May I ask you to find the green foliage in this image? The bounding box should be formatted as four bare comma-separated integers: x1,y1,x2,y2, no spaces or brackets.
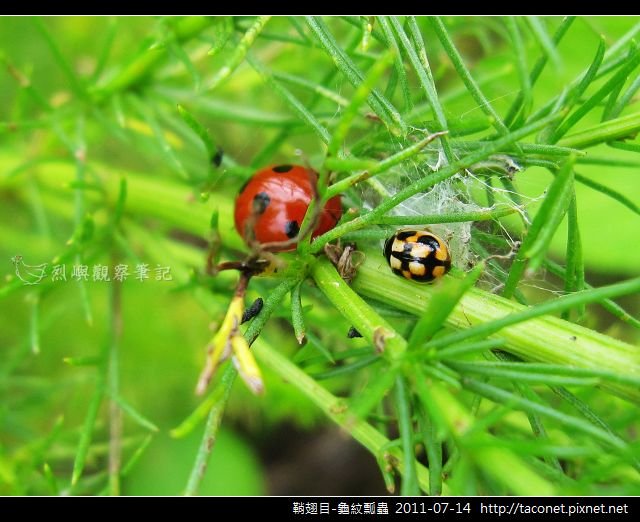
1,16,639,496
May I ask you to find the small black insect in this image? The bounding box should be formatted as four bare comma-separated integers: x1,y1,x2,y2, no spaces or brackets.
241,297,264,324
347,326,363,339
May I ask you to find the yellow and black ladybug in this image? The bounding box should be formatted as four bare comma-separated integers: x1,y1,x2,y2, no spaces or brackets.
383,229,451,282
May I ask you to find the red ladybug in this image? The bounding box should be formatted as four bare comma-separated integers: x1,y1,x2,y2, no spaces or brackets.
234,164,342,252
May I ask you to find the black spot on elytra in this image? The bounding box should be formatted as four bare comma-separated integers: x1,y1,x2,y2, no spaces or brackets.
383,236,394,261
396,230,416,241
391,267,404,278
417,234,440,251
285,220,300,239
252,192,270,214
409,271,436,283
273,164,293,173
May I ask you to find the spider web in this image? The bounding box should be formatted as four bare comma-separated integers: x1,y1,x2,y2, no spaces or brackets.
354,124,546,292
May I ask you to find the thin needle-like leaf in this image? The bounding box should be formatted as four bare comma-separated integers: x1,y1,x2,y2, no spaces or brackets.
408,263,484,350
549,49,640,142
348,365,399,421
526,17,562,71
32,17,86,97
71,375,105,487
505,16,575,127
112,394,159,433
608,73,640,119
378,16,412,111
305,16,406,136
327,49,396,158
246,53,331,144
461,378,633,457
394,376,420,496
563,194,585,321
544,259,640,329
386,16,453,161
503,156,575,296
206,16,271,90
430,17,513,139
291,282,306,345
506,17,532,124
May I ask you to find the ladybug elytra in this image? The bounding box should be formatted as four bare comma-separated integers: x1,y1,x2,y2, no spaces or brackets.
384,229,451,282
234,164,342,252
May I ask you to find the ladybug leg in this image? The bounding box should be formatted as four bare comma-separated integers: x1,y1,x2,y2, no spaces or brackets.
257,251,287,273
208,260,246,276
205,251,217,276
205,212,223,275
209,256,272,278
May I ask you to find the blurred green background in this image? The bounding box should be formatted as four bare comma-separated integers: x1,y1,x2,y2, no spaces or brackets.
1,16,639,495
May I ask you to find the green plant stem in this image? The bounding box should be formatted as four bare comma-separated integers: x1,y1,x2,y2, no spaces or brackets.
183,364,236,496
108,268,123,496
310,258,406,360
310,259,560,491
352,254,640,404
252,337,441,495
372,206,519,226
326,131,447,198
5,155,639,406
413,371,556,495
394,376,420,495
0,156,241,251
182,276,298,495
